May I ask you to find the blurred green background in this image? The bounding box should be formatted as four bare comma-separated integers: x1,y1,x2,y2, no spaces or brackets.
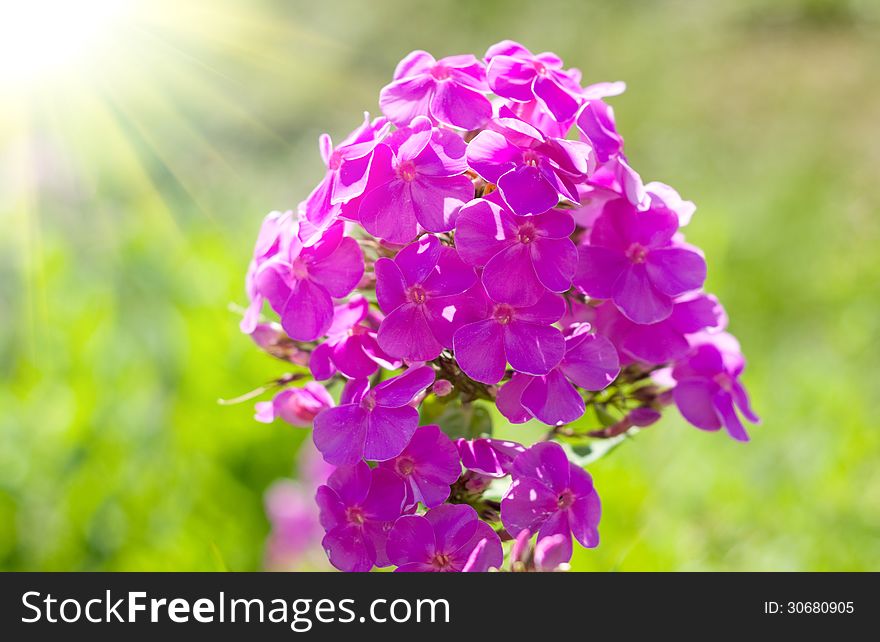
1,0,879,571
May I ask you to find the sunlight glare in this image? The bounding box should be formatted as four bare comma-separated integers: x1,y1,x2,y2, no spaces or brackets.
0,0,133,87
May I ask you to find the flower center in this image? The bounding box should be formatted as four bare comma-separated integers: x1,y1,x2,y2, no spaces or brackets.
397,160,418,182
714,372,734,392
492,303,515,325
395,456,416,476
557,489,575,510
407,284,428,305
346,506,365,526
328,150,344,171
430,552,454,570
291,258,309,279
430,64,452,81
522,149,540,167
361,391,377,411
517,222,538,244
625,242,649,264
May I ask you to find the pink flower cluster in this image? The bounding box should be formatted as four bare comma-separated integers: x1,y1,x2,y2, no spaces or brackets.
240,41,759,572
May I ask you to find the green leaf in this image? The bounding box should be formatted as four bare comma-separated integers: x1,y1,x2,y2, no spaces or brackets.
420,398,493,440
558,431,636,468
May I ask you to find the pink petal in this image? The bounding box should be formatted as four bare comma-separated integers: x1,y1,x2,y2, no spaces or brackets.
425,504,479,554
373,366,436,407
379,75,436,126
313,405,369,466
281,278,334,341
465,130,521,184
323,524,374,572
364,405,420,462
559,333,620,390
495,374,534,424
411,174,473,233
533,75,580,122
503,322,565,376
673,379,722,431
377,303,444,361
387,515,436,566
645,247,707,297
531,237,577,293
359,179,419,245
512,442,571,493
497,165,559,216
514,290,566,325
486,55,536,102
393,50,436,79
430,80,492,130
308,236,364,297
612,264,674,324
521,368,585,426
453,319,507,384
375,257,408,313
454,198,517,266
482,243,545,306
501,477,557,536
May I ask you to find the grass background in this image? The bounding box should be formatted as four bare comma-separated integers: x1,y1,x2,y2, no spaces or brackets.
1,0,878,571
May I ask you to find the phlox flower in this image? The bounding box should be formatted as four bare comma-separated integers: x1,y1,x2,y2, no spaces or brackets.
312,366,435,465
264,479,323,570
310,296,400,380
501,442,601,564
241,210,293,335
378,424,461,508
574,197,707,324
375,234,478,361
302,113,390,231
456,438,525,478
455,195,577,306
466,110,592,216
576,99,624,165
255,382,334,427
671,333,759,442
452,287,567,385
379,50,492,130
255,221,364,341
496,325,620,426
485,40,584,123
316,461,405,572
583,294,727,365
387,503,502,572
357,117,474,244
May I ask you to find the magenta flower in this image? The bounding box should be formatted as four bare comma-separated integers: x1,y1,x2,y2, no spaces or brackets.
310,296,400,380
456,438,525,478
387,504,502,572
302,113,390,231
357,117,474,244
671,334,759,442
316,461,406,572
574,198,707,324
501,442,601,563
255,382,334,427
485,40,584,123
378,425,461,508
312,366,435,465
588,294,727,365
466,111,592,216
497,327,620,426
455,195,577,306
576,99,624,164
241,210,293,335
453,287,566,385
375,234,478,361
255,222,364,341
264,479,322,570
379,50,491,130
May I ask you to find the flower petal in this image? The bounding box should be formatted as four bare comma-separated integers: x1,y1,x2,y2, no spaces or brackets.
430,80,492,130
374,366,436,407
359,179,419,244
387,515,436,566
364,405,420,462
503,321,565,376
308,236,364,297
559,332,620,390
520,368,585,426
453,319,507,384
313,405,369,466
281,278,334,341
645,247,707,297
497,164,559,216
531,237,577,293
612,264,674,324
482,242,545,306
377,302,444,361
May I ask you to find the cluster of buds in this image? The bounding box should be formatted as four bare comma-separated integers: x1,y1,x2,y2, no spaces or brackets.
235,41,759,572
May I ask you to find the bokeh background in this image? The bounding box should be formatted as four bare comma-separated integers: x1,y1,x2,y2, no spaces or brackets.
2,0,879,571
